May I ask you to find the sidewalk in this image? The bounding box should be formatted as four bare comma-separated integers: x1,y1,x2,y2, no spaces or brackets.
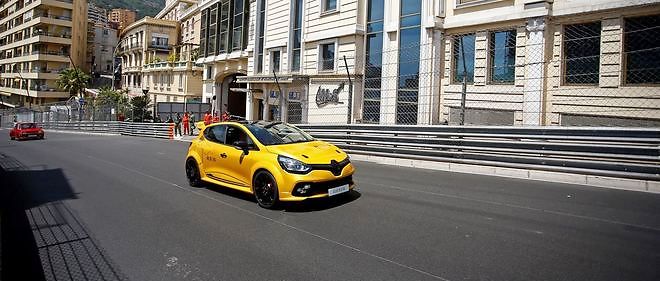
172,134,196,142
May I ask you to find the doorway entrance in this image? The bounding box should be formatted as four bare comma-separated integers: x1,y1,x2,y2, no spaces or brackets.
219,74,247,118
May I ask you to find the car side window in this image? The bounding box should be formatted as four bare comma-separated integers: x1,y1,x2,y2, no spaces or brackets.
225,126,254,147
204,125,226,144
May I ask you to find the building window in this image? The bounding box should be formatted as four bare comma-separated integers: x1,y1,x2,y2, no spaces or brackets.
152,36,169,47
624,15,660,85
179,73,183,88
200,9,207,56
363,0,384,123
457,0,482,5
453,34,475,84
208,4,218,55
206,66,212,79
319,42,335,71
271,50,281,73
489,30,516,84
563,22,601,85
290,0,303,72
397,0,421,125
322,0,337,13
231,0,249,51
218,0,230,53
255,0,266,73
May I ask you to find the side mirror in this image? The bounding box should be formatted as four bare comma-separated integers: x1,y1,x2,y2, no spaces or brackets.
233,140,250,155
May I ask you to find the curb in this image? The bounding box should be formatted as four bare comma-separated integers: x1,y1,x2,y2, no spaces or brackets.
349,154,660,194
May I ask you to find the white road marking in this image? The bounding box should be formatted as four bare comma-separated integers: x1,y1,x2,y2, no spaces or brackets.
83,154,451,281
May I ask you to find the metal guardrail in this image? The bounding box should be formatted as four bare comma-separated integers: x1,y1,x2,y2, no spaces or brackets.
33,122,659,181
295,124,660,181
42,121,173,139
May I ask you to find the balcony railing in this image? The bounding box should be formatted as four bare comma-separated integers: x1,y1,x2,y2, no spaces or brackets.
31,50,70,57
31,84,63,91
26,68,67,73
119,44,144,52
33,30,72,38
148,44,173,51
33,14,73,21
143,62,173,69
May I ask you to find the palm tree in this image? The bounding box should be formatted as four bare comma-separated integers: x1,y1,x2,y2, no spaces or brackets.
56,68,90,98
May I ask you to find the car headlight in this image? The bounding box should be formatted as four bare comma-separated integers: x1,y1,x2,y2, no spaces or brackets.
278,155,311,174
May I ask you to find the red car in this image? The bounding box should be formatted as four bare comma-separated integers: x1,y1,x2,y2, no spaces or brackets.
10,122,45,140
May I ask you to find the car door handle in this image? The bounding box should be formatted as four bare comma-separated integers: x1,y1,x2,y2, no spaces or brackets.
220,153,227,158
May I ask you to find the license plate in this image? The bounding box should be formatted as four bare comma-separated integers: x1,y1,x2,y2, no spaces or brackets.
328,184,349,196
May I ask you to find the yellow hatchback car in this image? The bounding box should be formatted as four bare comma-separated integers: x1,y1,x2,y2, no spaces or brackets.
185,121,355,208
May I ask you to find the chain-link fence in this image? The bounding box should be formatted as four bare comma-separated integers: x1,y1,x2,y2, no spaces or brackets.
3,16,658,128
275,15,660,127
1,98,148,127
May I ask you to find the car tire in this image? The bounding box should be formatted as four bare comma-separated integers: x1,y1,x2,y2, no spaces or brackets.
39,135,44,140
252,170,279,209
185,158,202,187
10,136,14,140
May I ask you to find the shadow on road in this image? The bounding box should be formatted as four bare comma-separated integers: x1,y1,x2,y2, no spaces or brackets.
0,153,126,281
203,183,361,212
282,190,362,212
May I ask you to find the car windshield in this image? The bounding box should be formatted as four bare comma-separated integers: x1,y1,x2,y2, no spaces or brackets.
245,122,314,145
20,123,37,129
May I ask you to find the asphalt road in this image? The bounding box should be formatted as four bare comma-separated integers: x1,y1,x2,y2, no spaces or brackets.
1,131,659,281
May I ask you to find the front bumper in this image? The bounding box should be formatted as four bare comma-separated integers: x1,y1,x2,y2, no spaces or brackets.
276,163,356,201
19,133,44,139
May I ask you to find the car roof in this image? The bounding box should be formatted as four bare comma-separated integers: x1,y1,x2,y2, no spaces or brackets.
207,120,283,127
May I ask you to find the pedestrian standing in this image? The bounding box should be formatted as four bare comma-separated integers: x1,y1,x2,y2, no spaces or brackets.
212,112,220,123
182,112,190,136
189,111,196,135
174,113,182,136
203,111,212,125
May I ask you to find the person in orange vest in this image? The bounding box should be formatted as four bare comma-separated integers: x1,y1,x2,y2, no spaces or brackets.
182,112,190,135
203,111,212,125
221,111,230,121
212,112,220,123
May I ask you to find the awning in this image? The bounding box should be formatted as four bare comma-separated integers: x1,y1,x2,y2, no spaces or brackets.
229,87,250,93
85,88,100,96
235,75,309,84
0,100,17,108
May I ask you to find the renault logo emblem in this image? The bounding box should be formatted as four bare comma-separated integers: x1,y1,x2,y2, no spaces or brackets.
330,160,341,176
